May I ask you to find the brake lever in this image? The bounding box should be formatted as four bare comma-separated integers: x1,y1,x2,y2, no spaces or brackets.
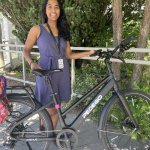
120,45,128,52
97,50,105,60
97,56,100,61
129,45,138,48
97,55,103,61
121,44,138,51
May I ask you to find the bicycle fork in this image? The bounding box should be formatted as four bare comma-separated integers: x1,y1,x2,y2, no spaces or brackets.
115,88,139,130
106,58,139,130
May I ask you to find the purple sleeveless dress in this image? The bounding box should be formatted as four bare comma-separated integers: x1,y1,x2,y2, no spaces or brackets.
35,24,71,108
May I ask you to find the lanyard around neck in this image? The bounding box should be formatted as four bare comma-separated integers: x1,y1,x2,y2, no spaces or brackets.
46,23,61,58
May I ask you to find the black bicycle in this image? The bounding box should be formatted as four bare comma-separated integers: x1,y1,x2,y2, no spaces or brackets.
1,35,150,150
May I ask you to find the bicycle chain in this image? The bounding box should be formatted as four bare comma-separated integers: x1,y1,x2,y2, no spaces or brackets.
12,129,61,134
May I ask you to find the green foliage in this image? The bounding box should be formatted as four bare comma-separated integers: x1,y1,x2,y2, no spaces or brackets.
122,0,146,20
10,70,22,78
123,18,141,42
138,65,150,94
0,0,146,49
71,60,113,121
121,17,141,67
63,0,112,47
147,39,150,48
109,94,150,141
0,0,43,43
73,60,107,96
108,80,150,141
120,63,134,89
0,0,112,46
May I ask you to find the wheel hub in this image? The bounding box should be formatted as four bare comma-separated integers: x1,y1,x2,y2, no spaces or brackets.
120,119,135,129
3,123,25,149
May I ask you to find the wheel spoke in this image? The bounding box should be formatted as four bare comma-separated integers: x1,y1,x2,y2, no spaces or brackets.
111,115,118,120
101,90,150,149
1,98,53,150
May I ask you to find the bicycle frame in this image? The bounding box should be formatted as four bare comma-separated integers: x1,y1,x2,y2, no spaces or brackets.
7,58,139,142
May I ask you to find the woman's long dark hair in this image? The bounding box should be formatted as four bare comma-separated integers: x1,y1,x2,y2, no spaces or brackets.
41,0,71,41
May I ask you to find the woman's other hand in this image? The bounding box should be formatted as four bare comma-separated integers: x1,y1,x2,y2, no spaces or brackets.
30,62,41,70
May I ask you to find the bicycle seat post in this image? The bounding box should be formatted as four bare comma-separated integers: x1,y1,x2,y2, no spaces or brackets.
44,76,54,96
44,75,66,128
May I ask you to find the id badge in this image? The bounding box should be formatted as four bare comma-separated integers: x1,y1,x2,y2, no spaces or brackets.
58,59,64,69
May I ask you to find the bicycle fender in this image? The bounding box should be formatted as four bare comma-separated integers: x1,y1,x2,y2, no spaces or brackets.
97,89,131,139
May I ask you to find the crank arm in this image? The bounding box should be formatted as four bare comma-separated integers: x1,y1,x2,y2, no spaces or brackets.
64,134,72,150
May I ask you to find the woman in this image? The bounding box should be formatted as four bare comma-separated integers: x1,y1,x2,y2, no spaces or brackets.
23,0,95,132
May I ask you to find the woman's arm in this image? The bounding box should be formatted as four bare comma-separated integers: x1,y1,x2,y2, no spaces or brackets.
65,41,95,59
23,25,41,70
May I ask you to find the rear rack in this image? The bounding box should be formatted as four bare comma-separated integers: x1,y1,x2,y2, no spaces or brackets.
7,86,36,109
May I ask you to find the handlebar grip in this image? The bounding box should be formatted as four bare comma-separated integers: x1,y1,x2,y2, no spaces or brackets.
90,49,102,57
121,34,135,46
90,51,97,57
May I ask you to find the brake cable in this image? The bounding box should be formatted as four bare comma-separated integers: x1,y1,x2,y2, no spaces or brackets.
115,44,137,82
112,55,127,82
91,45,132,82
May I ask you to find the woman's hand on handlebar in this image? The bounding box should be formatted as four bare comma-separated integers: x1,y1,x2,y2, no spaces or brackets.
90,49,102,57
30,62,41,70
89,50,96,55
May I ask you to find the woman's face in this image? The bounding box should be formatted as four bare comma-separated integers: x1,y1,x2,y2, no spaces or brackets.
46,0,60,22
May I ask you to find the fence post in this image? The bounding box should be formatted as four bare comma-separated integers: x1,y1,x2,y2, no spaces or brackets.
3,42,12,70
71,59,75,99
0,24,5,70
8,45,12,70
22,53,26,85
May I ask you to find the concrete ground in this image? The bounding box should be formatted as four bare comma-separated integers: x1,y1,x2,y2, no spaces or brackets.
49,111,104,150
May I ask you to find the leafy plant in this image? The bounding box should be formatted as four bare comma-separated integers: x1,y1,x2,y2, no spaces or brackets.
70,60,113,121
107,81,150,142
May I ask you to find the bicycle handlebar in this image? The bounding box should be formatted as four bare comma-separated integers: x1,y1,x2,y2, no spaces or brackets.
90,34,136,81
90,34,136,58
121,34,135,47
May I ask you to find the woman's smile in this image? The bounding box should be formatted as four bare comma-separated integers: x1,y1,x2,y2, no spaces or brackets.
50,13,57,17
46,0,60,21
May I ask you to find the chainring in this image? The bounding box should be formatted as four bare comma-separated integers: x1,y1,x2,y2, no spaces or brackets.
56,129,78,150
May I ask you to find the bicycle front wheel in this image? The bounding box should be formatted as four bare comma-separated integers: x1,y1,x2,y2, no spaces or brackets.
0,94,54,150
100,89,150,150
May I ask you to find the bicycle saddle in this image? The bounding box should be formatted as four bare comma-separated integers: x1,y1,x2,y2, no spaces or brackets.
31,69,62,77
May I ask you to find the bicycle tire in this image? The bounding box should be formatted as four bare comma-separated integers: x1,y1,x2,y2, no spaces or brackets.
0,94,54,150
99,89,150,150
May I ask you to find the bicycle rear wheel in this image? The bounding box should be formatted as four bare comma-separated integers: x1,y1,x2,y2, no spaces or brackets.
0,94,54,150
100,89,150,150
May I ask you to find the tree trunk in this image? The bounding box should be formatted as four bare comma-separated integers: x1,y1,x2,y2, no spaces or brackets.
129,0,150,88
112,0,123,82
0,24,5,70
